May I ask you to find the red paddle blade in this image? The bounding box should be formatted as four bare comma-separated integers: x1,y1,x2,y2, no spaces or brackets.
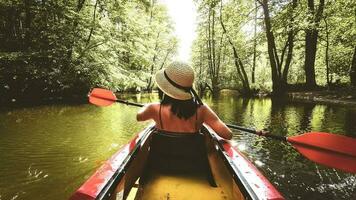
89,88,117,107
287,132,356,173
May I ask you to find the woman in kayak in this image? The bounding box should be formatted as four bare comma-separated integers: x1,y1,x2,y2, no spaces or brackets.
137,61,232,140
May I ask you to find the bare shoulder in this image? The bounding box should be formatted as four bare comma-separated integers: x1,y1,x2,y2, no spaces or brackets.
137,103,160,121
145,102,160,109
142,103,161,114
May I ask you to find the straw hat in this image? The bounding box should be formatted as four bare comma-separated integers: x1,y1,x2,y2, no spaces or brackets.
155,61,194,100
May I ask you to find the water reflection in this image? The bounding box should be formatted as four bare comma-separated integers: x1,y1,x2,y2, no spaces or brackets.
0,104,149,200
204,92,356,200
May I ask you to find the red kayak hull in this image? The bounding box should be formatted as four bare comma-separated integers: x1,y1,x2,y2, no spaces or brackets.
69,125,284,200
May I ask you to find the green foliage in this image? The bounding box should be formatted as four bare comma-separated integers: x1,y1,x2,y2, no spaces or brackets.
192,0,254,94
192,0,356,94
0,0,177,104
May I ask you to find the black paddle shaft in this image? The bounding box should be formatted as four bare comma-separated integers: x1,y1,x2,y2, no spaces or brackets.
116,99,143,107
227,124,286,141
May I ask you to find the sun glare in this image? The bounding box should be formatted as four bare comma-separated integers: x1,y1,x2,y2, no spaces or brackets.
159,0,198,63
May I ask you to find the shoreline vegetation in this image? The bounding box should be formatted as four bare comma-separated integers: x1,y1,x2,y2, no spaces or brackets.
2,87,356,110
287,90,356,106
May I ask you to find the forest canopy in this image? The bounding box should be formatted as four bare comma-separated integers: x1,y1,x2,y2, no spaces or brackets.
191,0,355,95
0,0,177,104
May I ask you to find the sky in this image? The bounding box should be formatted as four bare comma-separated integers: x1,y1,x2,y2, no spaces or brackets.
158,0,198,63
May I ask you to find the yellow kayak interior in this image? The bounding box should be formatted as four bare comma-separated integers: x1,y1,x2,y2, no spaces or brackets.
112,129,245,200
127,169,236,200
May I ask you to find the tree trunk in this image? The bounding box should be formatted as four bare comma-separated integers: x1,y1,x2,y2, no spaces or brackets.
351,46,356,87
261,0,282,95
211,9,217,84
304,29,318,88
281,0,297,84
198,44,204,96
85,0,98,45
259,0,297,95
24,0,32,50
219,1,250,94
207,8,213,83
304,0,325,89
75,0,97,60
147,32,161,91
324,17,330,87
252,0,257,84
211,77,219,96
207,6,220,96
159,47,172,70
67,0,86,60
232,46,250,92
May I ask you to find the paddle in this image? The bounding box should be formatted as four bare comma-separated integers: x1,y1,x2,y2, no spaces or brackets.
88,88,356,173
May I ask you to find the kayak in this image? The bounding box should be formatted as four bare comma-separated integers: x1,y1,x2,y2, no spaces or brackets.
69,124,284,200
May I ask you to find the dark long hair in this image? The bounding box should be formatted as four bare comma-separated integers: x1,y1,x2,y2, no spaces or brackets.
158,89,199,120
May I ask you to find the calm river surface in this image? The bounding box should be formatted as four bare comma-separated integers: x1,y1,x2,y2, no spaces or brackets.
0,92,355,200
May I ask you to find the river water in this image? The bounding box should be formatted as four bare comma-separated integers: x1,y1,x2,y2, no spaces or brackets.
0,92,355,200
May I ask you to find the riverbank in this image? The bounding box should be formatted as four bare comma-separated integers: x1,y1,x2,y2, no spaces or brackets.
0,90,154,110
287,89,356,106
0,95,87,111
3,87,356,110
219,88,356,107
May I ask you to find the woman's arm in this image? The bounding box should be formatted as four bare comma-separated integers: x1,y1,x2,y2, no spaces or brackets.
201,104,232,140
136,103,156,121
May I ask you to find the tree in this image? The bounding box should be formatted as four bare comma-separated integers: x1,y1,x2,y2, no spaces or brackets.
351,47,356,87
258,0,297,95
318,0,355,86
0,0,177,104
252,0,258,84
303,0,325,88
194,0,227,95
219,0,251,94
145,1,177,91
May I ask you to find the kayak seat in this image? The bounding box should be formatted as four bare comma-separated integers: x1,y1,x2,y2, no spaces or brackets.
144,130,217,187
